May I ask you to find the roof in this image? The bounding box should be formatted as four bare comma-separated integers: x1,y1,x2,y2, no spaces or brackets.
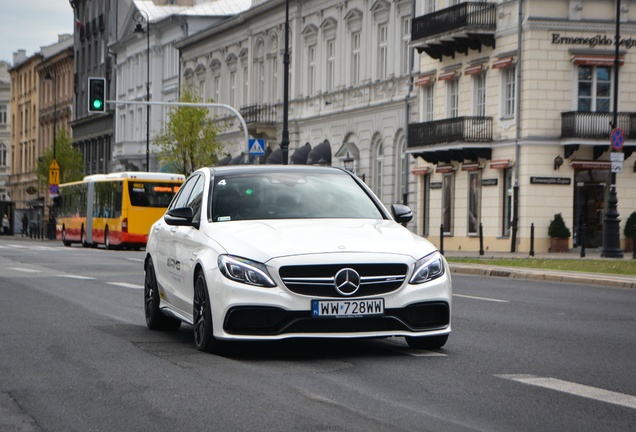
133,0,252,23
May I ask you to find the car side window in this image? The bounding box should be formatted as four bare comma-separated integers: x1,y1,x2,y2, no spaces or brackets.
169,174,200,211
186,177,204,222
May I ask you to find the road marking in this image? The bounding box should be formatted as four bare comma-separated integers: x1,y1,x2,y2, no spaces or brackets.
126,257,144,263
453,294,509,303
107,282,143,289
55,274,95,280
497,374,636,410
7,267,41,273
391,347,447,357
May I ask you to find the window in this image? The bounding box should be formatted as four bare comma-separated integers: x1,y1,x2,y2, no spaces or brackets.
423,85,435,121
0,105,6,125
424,0,436,14
378,24,388,80
578,66,611,112
420,174,430,236
468,172,480,235
448,78,459,118
326,39,336,91
474,73,486,117
398,136,408,201
229,71,236,107
374,142,384,201
442,174,453,234
502,168,513,237
0,142,7,167
258,61,265,102
401,17,411,76
351,32,360,85
308,45,316,95
272,59,278,101
502,66,516,118
243,65,249,106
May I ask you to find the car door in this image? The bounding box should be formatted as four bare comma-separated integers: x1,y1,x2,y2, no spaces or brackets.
170,173,205,315
153,174,200,307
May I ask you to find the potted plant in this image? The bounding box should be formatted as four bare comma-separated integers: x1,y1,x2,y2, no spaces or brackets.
548,213,571,253
624,211,636,253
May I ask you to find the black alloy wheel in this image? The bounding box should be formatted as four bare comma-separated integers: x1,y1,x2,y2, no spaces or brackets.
193,271,220,353
144,259,181,331
62,227,71,247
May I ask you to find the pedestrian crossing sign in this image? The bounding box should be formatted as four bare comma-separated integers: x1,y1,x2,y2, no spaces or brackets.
249,138,266,155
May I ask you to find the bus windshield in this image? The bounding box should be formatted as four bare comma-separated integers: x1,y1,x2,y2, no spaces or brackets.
128,182,181,208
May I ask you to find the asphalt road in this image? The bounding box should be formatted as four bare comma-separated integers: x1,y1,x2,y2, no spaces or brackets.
1,237,635,432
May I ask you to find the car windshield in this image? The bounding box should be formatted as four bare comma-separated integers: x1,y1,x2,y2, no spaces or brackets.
210,171,385,222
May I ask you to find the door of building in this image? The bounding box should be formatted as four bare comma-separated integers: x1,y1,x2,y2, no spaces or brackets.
573,169,609,248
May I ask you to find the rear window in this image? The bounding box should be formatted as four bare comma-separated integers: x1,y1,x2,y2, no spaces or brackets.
128,182,181,208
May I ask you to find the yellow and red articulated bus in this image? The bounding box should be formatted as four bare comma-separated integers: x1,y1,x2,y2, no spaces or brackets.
55,172,184,249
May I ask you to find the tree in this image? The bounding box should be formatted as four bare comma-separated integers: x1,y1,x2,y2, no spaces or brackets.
35,128,84,187
154,86,224,176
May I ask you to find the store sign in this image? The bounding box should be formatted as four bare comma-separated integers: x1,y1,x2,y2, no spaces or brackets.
530,177,571,185
430,182,443,189
551,33,636,49
481,178,498,186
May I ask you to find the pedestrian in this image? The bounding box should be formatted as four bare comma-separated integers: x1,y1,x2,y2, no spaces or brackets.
2,214,9,235
21,214,29,237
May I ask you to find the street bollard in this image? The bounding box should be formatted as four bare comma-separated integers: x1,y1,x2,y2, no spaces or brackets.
439,224,444,256
479,223,484,256
580,224,586,258
633,226,636,260
529,223,535,257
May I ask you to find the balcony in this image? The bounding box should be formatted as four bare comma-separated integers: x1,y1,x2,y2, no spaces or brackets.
561,111,636,139
411,2,496,61
408,117,493,148
240,104,278,125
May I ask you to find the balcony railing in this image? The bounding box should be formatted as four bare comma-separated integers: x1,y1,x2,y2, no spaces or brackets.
561,111,636,139
408,117,493,148
240,104,278,124
412,2,497,42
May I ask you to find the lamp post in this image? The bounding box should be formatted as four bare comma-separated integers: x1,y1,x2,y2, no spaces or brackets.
44,72,57,159
601,1,623,258
281,0,290,165
133,9,151,172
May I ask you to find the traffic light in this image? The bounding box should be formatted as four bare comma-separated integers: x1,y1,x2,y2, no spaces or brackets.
88,77,106,113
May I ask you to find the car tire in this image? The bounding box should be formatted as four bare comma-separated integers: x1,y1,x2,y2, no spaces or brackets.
405,334,448,350
81,227,88,248
193,271,220,353
144,259,181,331
62,227,71,247
104,227,116,250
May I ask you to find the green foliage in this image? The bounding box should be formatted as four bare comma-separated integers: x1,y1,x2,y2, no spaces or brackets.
35,128,84,186
548,213,571,238
154,86,223,176
447,257,636,276
624,211,636,238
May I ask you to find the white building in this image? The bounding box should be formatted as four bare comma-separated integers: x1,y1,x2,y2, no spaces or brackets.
176,0,418,208
0,61,10,202
110,0,251,172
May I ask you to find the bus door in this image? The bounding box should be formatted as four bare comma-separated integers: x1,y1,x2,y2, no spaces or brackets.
85,180,95,244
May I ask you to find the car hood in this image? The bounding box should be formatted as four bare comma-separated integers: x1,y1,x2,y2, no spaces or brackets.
204,219,436,263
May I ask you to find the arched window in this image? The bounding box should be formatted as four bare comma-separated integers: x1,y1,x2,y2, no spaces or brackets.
374,138,384,201
397,134,408,202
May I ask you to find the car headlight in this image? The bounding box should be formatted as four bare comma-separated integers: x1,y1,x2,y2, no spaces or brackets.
409,251,445,284
218,255,276,288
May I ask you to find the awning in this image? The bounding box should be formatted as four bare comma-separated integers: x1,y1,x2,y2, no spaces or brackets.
573,55,624,67
414,74,435,86
492,57,514,70
412,166,428,176
570,160,611,170
489,159,513,169
464,65,484,76
438,71,458,81
436,165,454,173
461,163,480,171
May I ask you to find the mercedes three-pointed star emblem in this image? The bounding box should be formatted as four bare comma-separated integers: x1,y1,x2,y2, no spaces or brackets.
334,268,361,296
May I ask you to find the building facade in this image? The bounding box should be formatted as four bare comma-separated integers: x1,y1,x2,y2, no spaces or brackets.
110,0,249,172
0,61,10,203
409,0,636,253
176,0,418,209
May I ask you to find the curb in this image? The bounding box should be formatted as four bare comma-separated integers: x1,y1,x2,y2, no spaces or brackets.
449,264,636,289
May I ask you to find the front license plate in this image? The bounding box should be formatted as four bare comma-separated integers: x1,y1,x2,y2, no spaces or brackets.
311,298,384,318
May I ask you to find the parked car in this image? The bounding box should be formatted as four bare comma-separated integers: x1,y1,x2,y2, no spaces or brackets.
144,165,451,352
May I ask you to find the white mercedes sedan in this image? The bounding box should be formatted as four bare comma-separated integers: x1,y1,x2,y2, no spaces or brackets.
144,165,451,352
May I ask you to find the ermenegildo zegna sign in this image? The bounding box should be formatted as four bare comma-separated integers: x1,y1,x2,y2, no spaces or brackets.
551,33,636,49
530,177,571,185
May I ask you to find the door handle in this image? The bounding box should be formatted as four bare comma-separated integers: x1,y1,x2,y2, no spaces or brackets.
170,227,177,234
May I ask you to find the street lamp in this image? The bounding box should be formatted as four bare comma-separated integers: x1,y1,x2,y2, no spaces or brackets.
44,71,57,160
281,0,290,164
133,9,151,172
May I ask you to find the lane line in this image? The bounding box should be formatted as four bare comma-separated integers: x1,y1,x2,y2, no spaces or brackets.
54,274,96,280
107,282,143,289
390,347,447,357
7,267,41,273
497,374,636,410
453,293,509,303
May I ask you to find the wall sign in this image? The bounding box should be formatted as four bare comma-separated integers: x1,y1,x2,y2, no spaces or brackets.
481,178,498,186
551,33,636,49
530,177,571,185
430,182,443,189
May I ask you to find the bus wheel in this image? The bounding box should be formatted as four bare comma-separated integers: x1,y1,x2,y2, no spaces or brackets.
62,227,71,247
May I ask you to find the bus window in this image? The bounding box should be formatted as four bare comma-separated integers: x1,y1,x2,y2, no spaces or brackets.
128,182,181,208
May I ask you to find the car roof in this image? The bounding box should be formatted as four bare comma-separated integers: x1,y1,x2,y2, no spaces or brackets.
203,165,350,177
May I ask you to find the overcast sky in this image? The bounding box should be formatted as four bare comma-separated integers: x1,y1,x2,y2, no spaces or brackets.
0,0,74,63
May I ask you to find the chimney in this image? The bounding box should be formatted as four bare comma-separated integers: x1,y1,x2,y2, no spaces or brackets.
12,49,27,66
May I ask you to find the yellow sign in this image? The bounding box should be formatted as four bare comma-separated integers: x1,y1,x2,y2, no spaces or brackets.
49,159,60,185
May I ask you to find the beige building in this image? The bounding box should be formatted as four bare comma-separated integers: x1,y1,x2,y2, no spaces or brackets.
408,0,636,254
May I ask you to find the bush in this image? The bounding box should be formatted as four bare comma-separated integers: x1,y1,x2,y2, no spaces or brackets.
548,213,571,238
624,211,636,238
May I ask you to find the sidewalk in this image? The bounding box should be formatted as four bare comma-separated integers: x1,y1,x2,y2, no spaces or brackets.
444,249,636,289
1,235,635,289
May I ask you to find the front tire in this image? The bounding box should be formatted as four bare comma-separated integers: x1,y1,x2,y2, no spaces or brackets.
104,227,113,250
62,227,71,247
405,334,449,350
193,272,220,353
144,259,181,331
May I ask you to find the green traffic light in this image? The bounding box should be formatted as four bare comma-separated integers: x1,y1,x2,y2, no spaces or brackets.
93,99,103,109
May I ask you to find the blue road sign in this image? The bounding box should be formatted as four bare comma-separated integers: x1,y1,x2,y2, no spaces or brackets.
248,138,266,155
610,128,624,151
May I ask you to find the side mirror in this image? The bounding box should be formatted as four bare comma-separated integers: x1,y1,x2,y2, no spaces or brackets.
164,207,194,226
391,204,413,225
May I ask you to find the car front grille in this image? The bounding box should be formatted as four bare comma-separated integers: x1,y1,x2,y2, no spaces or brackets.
279,263,408,298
